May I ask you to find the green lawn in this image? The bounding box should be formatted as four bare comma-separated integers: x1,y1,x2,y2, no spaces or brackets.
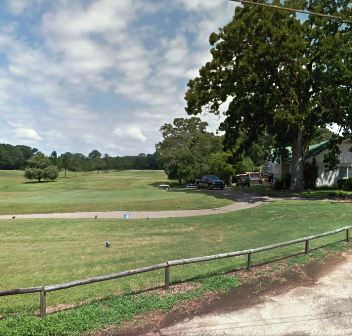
1,200,351,317
0,170,232,214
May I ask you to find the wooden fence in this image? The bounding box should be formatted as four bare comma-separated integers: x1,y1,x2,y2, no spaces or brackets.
0,226,350,317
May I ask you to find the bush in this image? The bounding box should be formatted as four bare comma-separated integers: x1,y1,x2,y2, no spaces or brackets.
274,172,291,190
337,178,352,191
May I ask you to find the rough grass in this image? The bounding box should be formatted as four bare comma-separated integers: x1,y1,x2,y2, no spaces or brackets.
0,275,240,336
1,200,351,317
0,170,232,214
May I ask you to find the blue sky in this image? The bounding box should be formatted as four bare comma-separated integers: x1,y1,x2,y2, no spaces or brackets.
0,0,237,155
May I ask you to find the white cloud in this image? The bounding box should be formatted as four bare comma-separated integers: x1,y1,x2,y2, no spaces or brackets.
114,126,147,142
15,128,42,141
175,0,227,11
7,0,31,15
0,0,238,155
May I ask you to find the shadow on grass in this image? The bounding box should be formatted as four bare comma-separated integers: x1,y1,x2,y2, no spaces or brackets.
149,181,240,203
23,180,58,184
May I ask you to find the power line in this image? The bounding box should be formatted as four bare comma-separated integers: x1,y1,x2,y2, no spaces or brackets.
229,0,352,24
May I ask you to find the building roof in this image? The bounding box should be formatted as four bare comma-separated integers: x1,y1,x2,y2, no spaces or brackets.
305,141,329,159
270,141,330,162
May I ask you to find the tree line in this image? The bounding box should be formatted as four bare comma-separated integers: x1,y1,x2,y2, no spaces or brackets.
0,143,160,172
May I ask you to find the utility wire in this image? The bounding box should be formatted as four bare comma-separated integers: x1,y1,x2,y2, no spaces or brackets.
229,0,352,24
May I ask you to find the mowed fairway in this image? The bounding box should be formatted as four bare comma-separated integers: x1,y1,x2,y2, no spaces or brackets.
0,170,232,214
0,200,351,315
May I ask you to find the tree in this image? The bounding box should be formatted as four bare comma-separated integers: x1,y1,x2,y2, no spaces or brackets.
208,152,235,185
50,151,58,166
185,0,352,192
24,153,59,182
156,118,223,183
88,150,103,173
311,127,334,145
59,152,71,178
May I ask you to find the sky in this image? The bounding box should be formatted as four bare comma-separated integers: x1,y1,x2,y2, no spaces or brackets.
0,0,238,156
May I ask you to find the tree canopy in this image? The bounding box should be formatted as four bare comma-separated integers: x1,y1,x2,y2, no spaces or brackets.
24,153,59,182
185,0,352,191
156,117,234,183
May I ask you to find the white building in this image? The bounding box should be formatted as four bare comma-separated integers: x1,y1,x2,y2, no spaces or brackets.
267,139,352,187
306,139,352,187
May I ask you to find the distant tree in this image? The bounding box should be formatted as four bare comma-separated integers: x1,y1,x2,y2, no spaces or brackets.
88,150,103,173
59,152,71,178
24,153,59,182
0,144,35,169
50,151,58,166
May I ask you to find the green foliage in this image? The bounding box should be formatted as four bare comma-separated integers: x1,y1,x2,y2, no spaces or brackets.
208,152,235,184
337,178,352,191
156,118,226,183
24,153,59,182
233,156,255,174
274,173,291,190
323,136,343,170
311,127,334,145
56,152,160,173
0,144,35,169
303,158,318,189
185,0,352,192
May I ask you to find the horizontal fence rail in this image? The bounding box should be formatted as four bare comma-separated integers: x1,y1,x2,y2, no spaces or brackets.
0,226,350,317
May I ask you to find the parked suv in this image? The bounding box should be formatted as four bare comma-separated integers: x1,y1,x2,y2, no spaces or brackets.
196,175,225,190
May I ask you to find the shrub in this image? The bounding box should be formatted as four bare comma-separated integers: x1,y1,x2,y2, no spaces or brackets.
337,178,352,191
274,172,291,190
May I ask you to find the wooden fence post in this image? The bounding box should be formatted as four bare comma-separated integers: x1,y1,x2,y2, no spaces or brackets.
247,252,252,271
305,239,309,255
40,287,46,318
346,228,350,242
164,263,170,290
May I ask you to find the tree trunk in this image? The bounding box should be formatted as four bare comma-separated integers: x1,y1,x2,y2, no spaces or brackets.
290,128,306,192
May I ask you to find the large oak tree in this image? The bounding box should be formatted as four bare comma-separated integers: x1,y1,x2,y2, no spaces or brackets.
185,0,352,191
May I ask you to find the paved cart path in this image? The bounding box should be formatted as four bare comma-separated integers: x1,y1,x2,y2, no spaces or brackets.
0,199,262,220
0,192,320,220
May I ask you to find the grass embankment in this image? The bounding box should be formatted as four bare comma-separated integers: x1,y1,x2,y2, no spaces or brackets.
1,201,351,319
235,184,352,198
0,170,232,214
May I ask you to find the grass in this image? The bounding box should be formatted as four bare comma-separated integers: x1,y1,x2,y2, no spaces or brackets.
0,170,232,214
301,188,352,198
1,200,351,317
235,184,352,198
0,275,240,336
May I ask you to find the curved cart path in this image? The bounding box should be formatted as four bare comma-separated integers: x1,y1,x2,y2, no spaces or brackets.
0,199,262,220
0,192,318,220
